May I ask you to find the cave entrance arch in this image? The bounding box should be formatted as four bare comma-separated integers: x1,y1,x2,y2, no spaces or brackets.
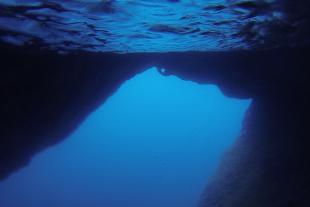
0,67,250,207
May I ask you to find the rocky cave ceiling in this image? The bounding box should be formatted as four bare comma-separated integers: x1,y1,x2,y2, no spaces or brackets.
0,0,309,53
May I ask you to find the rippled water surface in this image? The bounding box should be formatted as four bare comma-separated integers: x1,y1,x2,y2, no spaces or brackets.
1,0,303,52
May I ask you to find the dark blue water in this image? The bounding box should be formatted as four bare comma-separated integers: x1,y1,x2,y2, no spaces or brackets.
0,68,250,207
0,0,288,52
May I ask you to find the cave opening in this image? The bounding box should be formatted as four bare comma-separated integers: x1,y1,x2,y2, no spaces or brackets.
0,67,250,207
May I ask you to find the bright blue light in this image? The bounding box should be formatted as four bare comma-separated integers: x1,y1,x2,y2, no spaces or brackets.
0,68,251,207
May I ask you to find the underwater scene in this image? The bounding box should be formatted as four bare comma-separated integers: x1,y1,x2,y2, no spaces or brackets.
0,0,310,207
0,68,250,207
1,0,309,52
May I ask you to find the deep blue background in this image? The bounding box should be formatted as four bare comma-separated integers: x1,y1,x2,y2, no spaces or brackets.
0,68,250,207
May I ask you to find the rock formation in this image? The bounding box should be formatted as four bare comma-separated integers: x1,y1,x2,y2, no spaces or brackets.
1,42,309,206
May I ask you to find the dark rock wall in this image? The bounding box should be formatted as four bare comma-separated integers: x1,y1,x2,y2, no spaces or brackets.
200,77,310,206
201,93,310,207
0,44,154,179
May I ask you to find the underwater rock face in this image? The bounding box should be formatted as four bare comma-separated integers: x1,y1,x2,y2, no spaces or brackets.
201,95,310,207
0,44,310,205
0,43,155,179
0,0,309,52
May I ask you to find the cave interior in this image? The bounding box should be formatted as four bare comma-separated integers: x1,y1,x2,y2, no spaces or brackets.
1,0,310,206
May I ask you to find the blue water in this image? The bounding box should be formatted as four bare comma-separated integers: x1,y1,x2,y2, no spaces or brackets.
0,68,250,207
0,0,284,52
